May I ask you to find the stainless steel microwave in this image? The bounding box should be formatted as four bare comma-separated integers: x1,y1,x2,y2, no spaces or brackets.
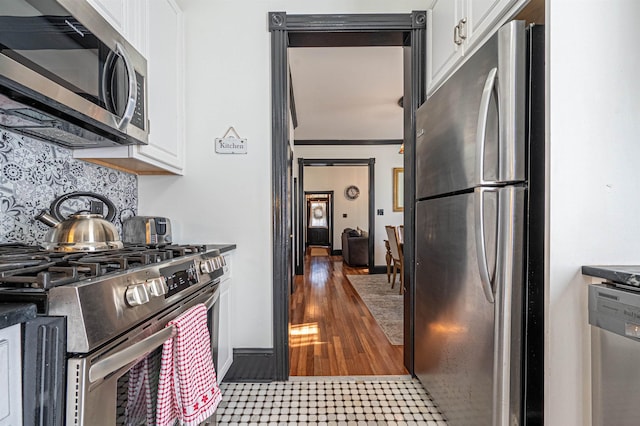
0,0,148,148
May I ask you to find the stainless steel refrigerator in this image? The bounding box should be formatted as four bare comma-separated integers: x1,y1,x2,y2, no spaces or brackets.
414,21,544,426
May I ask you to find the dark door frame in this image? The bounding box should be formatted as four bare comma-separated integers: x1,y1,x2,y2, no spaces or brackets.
297,158,375,276
304,190,334,249
270,11,426,380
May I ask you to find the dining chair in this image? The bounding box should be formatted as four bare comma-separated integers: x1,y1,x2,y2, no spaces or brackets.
384,239,392,283
385,225,404,294
398,225,404,244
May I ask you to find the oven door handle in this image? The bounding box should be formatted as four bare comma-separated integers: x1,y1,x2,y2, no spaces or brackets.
89,287,220,383
203,287,220,310
89,324,175,383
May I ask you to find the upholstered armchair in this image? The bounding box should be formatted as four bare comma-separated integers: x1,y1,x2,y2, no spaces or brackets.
341,228,368,266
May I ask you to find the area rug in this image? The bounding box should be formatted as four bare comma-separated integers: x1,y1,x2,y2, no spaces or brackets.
310,247,330,257
346,274,403,345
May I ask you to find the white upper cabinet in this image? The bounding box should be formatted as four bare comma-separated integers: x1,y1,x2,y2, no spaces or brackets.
427,0,465,92
76,0,185,175
124,1,148,57
427,0,526,96
467,0,511,47
138,0,185,173
86,0,127,34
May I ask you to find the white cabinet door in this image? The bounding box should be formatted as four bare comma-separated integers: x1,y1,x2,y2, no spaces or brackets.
427,0,465,96
217,253,234,381
124,1,148,57
87,0,146,58
0,325,22,426
136,0,185,174
87,0,127,35
466,0,518,48
427,0,528,96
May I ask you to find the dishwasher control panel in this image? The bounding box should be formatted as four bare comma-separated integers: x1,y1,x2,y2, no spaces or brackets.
589,284,640,341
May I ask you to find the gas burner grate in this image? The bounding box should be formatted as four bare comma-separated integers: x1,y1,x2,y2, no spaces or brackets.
0,264,91,289
0,243,210,289
142,244,207,257
0,243,48,257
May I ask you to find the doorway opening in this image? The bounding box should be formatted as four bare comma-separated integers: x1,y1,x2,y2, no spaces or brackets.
305,192,333,249
296,158,376,277
270,12,426,380
293,157,409,376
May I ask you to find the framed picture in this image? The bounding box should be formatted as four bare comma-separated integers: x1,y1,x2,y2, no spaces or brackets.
393,168,404,212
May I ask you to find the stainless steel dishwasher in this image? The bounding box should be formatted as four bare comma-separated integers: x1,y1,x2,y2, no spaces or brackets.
589,283,640,426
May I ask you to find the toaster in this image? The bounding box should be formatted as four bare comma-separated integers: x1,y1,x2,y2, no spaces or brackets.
122,216,172,245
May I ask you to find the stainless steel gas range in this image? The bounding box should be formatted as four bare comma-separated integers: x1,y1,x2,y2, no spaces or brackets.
0,243,226,426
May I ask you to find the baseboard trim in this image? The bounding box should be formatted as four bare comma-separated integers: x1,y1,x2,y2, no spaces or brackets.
222,348,276,382
332,249,342,256
369,265,387,274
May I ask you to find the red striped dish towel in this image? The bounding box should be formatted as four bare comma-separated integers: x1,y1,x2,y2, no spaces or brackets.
156,303,222,426
125,357,154,425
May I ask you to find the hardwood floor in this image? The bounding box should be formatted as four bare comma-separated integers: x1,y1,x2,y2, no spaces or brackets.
289,248,406,376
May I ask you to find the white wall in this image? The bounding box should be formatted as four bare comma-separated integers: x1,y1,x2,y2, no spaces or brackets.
304,166,369,250
547,1,640,424
294,145,403,266
138,0,426,349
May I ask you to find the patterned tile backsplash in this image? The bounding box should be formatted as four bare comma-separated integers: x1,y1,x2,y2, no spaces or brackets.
0,128,137,246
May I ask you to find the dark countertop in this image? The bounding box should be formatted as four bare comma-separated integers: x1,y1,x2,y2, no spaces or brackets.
0,303,37,330
205,244,236,254
582,265,640,287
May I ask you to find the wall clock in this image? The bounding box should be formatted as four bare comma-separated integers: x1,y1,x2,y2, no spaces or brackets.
345,185,360,200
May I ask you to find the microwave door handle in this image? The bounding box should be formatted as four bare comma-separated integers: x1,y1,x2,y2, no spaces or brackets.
89,325,176,383
100,50,116,113
115,42,137,130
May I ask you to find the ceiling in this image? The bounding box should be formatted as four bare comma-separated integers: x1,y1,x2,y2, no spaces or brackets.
288,46,404,141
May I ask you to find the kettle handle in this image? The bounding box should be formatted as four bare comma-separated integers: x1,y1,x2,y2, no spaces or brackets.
50,192,118,223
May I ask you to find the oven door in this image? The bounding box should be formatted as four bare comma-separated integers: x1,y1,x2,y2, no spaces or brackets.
65,282,219,426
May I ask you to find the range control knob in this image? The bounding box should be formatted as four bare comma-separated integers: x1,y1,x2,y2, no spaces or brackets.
219,256,227,267
209,258,219,271
199,259,214,274
146,277,167,297
125,284,150,306
212,257,221,269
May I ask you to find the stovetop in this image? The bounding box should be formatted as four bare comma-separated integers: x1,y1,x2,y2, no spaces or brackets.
0,243,225,353
0,243,210,290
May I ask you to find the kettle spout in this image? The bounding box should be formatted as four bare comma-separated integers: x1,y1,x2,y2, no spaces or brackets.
36,210,60,227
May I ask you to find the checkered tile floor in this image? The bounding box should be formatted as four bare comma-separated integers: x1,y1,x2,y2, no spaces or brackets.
216,376,447,425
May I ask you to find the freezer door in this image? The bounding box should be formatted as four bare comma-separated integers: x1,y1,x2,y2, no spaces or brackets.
416,21,526,200
414,186,524,426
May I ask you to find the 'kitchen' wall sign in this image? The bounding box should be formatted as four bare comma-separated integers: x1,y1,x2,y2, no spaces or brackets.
215,126,247,154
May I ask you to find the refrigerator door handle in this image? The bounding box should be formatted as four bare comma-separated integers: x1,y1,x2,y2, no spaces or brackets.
475,67,498,186
474,187,496,304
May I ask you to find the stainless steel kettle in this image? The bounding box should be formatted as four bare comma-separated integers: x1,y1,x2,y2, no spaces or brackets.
36,192,123,252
